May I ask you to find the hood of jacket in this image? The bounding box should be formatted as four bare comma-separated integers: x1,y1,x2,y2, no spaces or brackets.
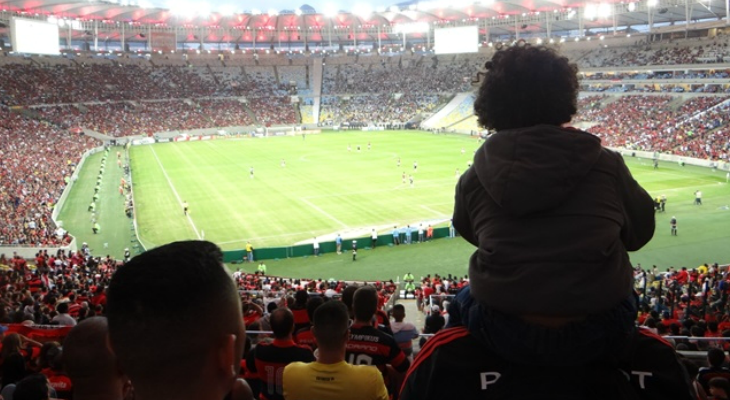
475,125,602,217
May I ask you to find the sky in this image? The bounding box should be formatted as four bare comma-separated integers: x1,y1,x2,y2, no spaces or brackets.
147,0,406,15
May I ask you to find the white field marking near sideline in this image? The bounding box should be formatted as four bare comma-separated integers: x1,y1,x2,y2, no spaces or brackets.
421,204,448,216
300,197,350,229
303,178,457,200
650,181,722,194
149,146,202,240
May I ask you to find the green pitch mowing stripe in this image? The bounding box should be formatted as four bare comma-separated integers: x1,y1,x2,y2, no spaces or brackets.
62,132,730,283
57,147,131,258
130,131,478,250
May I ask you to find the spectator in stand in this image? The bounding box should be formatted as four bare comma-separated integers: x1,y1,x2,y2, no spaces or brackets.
402,45,693,399
62,317,133,400
347,286,409,396
698,348,730,392
106,240,253,400
247,307,315,400
51,303,77,327
710,377,730,400
282,300,388,400
12,374,51,400
290,290,310,332
390,304,419,357
294,297,323,350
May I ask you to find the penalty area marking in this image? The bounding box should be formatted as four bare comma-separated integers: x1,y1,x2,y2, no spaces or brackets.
149,146,202,240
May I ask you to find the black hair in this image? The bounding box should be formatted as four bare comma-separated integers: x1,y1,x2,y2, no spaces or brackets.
14,374,49,400
306,296,324,321
107,241,241,384
708,347,727,368
473,45,579,131
352,286,378,322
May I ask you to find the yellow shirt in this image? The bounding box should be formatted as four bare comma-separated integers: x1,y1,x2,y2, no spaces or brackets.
245,243,253,252
283,361,387,400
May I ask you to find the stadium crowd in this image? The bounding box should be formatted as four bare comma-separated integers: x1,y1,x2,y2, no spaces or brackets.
1,243,730,399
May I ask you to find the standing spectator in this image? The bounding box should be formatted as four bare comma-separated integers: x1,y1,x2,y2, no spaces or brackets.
336,234,342,255
695,190,703,205
312,238,319,257
417,224,424,243
247,308,315,400
698,348,730,392
346,286,409,396
106,241,253,400
671,216,678,236
392,226,400,246
283,301,388,400
426,225,433,241
390,304,419,357
370,229,378,249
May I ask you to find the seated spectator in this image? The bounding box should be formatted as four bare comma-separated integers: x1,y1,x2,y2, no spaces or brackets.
107,240,253,400
699,348,730,392
247,307,315,400
282,300,388,400
62,316,133,400
390,304,418,357
12,374,51,400
710,377,730,400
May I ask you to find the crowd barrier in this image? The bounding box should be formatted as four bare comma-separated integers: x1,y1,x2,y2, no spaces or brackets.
222,226,454,263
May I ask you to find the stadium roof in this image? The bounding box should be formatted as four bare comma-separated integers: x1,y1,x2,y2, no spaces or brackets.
0,0,727,43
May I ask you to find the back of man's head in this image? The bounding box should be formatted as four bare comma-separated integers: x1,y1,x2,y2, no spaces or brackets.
294,290,308,306
473,45,578,131
107,241,245,399
312,301,349,352
306,296,324,321
708,347,727,368
13,374,50,400
392,304,405,322
353,286,378,323
341,285,359,315
270,308,295,339
63,317,128,400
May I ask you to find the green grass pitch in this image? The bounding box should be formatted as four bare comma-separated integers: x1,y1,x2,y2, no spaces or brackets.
58,130,730,281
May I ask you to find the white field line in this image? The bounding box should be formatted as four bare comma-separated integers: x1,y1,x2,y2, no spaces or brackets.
421,204,448,216
149,146,202,240
300,197,350,229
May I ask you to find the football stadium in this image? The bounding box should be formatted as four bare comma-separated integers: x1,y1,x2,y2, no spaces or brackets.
1,0,730,397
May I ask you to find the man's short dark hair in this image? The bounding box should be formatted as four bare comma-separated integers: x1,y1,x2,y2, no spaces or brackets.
473,45,579,131
294,290,309,306
107,241,242,385
312,301,349,351
270,308,294,339
353,286,378,322
13,374,49,400
56,302,69,314
708,347,727,367
306,296,324,321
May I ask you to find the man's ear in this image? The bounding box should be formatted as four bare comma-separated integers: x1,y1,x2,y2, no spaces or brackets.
217,334,238,379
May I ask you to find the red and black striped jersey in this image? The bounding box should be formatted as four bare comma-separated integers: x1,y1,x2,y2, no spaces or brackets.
346,323,410,374
400,327,697,400
293,327,316,351
247,339,315,400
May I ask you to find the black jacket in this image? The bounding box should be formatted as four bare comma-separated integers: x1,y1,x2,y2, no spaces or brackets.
454,125,655,317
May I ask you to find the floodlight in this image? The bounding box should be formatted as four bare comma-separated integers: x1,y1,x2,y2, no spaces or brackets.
628,2,636,11
268,9,278,16
647,0,658,7
597,3,612,18
295,8,303,15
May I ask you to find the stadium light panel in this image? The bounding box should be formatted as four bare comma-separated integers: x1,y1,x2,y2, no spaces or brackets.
584,4,597,20
597,3,612,18
295,8,303,15
628,2,636,11
647,0,658,7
